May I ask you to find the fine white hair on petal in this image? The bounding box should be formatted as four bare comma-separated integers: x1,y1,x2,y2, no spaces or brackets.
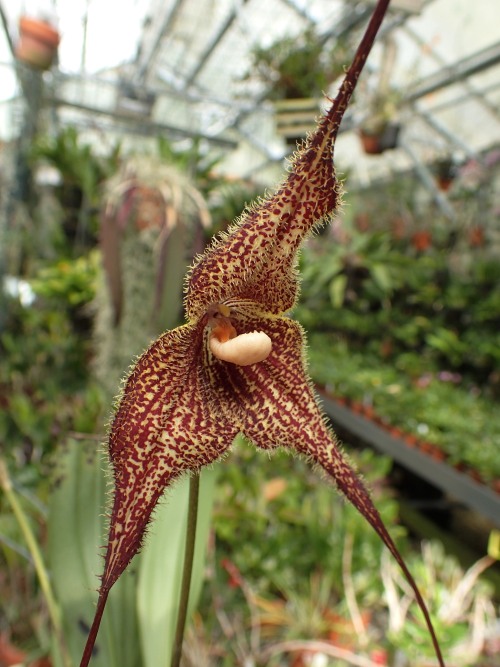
209,331,272,366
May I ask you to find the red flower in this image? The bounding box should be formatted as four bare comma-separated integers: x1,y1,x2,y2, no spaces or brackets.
468,225,485,247
80,3,445,666
411,230,432,251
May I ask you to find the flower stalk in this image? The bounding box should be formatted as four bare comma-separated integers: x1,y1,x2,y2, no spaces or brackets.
170,473,200,667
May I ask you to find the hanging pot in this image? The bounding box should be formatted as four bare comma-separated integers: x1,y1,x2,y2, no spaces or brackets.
359,121,401,155
433,157,459,191
16,16,60,70
359,128,384,155
273,98,321,150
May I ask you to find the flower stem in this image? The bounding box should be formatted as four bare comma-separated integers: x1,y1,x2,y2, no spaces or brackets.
0,457,72,667
170,472,200,667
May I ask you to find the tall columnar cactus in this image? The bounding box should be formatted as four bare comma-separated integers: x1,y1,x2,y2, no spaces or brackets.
94,156,211,398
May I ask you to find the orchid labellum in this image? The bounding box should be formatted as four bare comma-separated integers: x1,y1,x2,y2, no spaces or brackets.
80,1,446,665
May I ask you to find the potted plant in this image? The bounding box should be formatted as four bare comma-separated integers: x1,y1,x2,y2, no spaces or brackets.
16,14,60,70
433,156,457,191
358,37,402,154
358,90,402,154
244,28,353,145
245,27,352,101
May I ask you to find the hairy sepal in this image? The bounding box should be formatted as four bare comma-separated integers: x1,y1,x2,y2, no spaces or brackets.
206,315,445,667
185,1,392,321
80,324,237,665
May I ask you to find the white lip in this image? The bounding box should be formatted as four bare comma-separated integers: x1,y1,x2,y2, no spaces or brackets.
209,330,272,366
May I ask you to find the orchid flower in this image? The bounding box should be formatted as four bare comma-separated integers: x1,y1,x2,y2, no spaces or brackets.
80,2,445,665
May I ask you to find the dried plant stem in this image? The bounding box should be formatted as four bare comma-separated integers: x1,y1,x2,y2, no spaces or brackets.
260,639,383,667
342,532,369,645
171,472,200,667
0,458,72,667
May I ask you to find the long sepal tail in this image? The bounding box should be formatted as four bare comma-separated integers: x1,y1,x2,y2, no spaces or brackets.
186,0,392,319
232,317,446,667
330,458,446,667
80,325,237,663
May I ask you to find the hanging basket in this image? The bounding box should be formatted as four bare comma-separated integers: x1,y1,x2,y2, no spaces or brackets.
359,122,401,155
433,158,456,191
273,98,321,148
16,16,60,70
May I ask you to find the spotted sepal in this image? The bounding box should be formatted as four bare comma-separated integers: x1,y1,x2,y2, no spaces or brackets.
80,323,238,666
185,0,392,320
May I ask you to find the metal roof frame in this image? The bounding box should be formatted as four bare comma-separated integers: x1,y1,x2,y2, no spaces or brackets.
1,0,499,185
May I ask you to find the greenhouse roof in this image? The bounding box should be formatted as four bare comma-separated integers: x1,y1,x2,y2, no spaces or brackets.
1,0,499,183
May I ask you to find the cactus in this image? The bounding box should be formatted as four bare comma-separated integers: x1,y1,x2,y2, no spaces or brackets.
93,155,211,399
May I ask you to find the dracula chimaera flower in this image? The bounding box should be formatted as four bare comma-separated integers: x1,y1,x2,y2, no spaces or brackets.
81,2,445,666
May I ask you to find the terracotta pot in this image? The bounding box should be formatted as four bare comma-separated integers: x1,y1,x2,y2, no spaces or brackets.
468,225,485,247
434,160,456,191
349,400,364,414
359,130,384,155
404,433,418,447
359,122,400,155
388,425,404,440
411,230,432,252
467,468,483,484
418,440,430,454
436,175,453,191
16,16,60,70
423,443,446,461
362,404,375,420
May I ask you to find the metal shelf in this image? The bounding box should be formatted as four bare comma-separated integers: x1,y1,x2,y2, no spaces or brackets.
318,389,500,528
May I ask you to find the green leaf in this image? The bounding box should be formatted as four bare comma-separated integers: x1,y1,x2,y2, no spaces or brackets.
47,438,140,667
309,257,343,296
371,262,392,294
329,274,348,308
137,466,218,667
